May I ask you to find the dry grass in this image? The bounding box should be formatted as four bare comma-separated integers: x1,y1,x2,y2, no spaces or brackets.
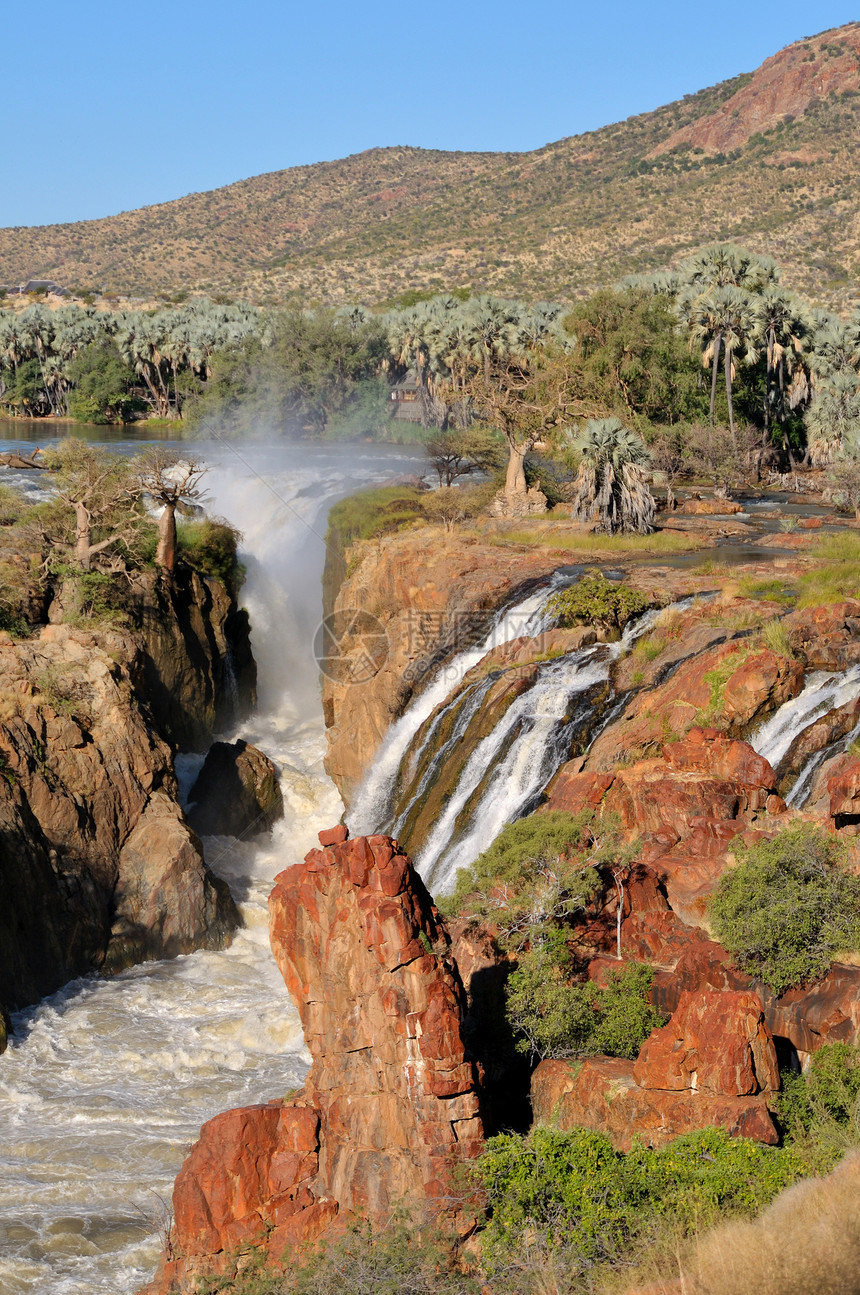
491,528,703,556
684,1152,860,1295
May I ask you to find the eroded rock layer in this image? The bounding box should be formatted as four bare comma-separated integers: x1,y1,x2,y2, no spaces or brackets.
144,832,483,1294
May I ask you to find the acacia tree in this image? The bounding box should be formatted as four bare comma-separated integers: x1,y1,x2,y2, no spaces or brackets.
135,449,207,573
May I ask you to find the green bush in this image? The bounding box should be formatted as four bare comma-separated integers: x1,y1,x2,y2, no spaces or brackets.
475,1125,802,1279
710,824,860,994
546,571,650,633
506,945,664,1060
439,810,602,943
777,1042,860,1169
177,517,244,595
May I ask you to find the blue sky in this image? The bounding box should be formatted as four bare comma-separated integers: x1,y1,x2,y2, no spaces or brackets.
3,1,858,228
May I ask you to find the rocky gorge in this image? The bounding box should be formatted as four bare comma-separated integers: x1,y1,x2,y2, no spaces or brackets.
0,536,262,1049
137,506,860,1292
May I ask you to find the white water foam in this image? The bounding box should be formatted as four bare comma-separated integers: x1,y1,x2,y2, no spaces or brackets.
348,578,564,836
0,440,420,1295
749,665,860,774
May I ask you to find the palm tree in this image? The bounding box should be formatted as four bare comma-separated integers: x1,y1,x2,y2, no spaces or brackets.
805,371,860,466
684,286,757,447
568,418,654,534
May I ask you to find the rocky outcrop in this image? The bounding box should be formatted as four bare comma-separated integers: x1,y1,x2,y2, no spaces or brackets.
146,831,483,1293
584,643,803,771
322,531,568,802
785,599,860,671
124,565,256,751
0,623,238,1027
531,1055,779,1151
650,23,860,157
633,989,779,1096
531,986,780,1151
188,740,284,838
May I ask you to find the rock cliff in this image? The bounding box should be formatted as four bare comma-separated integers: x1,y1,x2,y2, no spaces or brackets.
651,22,860,156
0,621,239,1036
143,830,483,1294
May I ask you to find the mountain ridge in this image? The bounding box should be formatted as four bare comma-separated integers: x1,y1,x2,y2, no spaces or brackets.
2,24,860,308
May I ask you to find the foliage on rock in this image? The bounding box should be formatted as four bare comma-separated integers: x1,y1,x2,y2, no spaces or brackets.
546,570,650,633
710,823,860,994
506,942,664,1061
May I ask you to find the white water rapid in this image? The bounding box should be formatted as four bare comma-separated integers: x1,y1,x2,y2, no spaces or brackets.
749,663,860,805
348,579,563,837
0,440,421,1295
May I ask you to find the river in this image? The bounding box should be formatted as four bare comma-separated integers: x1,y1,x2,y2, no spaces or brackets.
0,429,422,1295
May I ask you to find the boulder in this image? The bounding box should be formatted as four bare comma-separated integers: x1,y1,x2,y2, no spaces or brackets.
633,989,779,1096
785,601,860,671
531,1056,778,1151
676,498,743,515
774,697,860,798
188,740,284,838
106,792,238,971
828,756,860,823
151,834,483,1293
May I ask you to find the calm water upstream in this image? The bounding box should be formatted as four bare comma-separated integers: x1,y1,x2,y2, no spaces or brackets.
0,429,421,1294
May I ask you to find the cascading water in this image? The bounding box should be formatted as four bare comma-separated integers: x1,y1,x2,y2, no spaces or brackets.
0,439,422,1295
356,596,671,896
749,663,860,805
348,577,565,836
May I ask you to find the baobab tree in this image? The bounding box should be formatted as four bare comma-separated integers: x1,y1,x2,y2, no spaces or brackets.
135,448,207,574
43,441,143,572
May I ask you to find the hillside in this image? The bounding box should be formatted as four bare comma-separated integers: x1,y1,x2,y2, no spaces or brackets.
4,22,860,307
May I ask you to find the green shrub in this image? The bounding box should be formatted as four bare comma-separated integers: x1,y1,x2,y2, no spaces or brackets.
710,824,860,994
177,517,244,595
546,571,650,633
439,810,602,944
0,485,26,526
475,1125,802,1279
506,946,664,1060
777,1042,860,1167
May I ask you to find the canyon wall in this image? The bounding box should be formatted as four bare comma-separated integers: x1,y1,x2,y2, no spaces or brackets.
0,565,256,1043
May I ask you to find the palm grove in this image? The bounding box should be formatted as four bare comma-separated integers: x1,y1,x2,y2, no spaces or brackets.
4,244,860,528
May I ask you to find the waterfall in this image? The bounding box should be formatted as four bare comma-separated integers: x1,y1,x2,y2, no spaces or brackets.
415,646,612,893
348,578,565,836
749,664,860,802
0,440,423,1295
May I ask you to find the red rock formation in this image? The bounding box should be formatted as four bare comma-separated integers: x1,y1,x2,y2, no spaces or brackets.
633,989,779,1096
584,645,802,771
828,756,860,821
649,24,860,157
144,833,483,1294
531,1057,778,1151
785,599,860,670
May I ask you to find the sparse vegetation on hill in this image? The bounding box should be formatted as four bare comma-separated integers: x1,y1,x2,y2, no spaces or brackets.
3,27,860,308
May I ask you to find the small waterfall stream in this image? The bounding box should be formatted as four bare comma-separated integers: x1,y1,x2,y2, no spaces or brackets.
749,664,860,804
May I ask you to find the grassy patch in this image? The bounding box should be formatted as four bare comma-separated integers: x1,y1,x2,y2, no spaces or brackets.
695,644,753,725
736,576,798,606
490,528,703,555
325,485,426,550
797,532,860,606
